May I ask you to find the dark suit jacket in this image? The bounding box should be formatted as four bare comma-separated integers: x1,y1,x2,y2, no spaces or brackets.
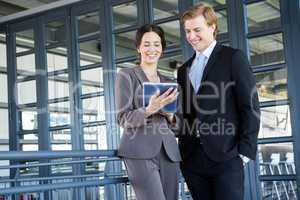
115,67,181,162
176,43,260,162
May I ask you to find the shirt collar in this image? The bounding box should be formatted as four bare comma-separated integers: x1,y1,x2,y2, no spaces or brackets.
195,40,217,59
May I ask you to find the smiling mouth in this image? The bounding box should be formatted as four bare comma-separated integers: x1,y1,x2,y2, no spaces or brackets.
146,54,158,58
192,40,202,44
189,40,199,45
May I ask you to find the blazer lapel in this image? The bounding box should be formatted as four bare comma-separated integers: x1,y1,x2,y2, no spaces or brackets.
133,66,149,85
200,43,222,84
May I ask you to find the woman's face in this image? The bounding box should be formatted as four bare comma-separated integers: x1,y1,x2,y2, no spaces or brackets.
137,31,163,66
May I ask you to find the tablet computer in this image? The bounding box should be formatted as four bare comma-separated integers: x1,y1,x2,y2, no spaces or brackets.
143,82,178,113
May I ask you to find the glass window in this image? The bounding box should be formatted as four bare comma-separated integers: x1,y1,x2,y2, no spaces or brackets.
85,160,101,172
246,0,281,33
0,159,9,177
76,11,102,67
51,144,72,151
48,75,69,100
50,111,70,127
79,39,102,66
258,143,295,176
255,68,287,102
46,19,66,46
17,80,37,105
0,33,7,68
0,109,9,140
20,144,38,151
81,67,103,95
19,113,39,152
259,105,291,139
113,1,137,30
18,161,39,177
16,51,36,78
47,47,68,72
77,11,100,39
51,158,72,174
16,29,36,77
21,132,39,152
82,96,106,123
50,129,72,150
49,101,70,127
158,54,183,79
45,19,68,72
159,20,180,48
22,133,38,140
216,9,228,39
16,29,34,51
83,126,107,150
46,19,68,73
260,181,297,199
117,60,138,70
248,33,284,66
197,0,226,6
21,110,38,131
16,46,31,54
153,0,179,20
20,134,39,151
115,30,137,59
0,73,7,103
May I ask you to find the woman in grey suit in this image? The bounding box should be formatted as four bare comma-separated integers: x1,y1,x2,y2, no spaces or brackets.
115,24,181,200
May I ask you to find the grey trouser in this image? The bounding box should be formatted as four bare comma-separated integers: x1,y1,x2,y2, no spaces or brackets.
123,146,180,200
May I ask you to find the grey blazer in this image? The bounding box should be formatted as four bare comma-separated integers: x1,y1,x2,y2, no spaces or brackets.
115,67,181,162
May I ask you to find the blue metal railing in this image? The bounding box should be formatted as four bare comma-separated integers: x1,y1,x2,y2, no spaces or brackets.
0,150,191,199
0,150,127,199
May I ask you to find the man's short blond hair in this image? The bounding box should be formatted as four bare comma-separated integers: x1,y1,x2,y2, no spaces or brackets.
180,2,218,38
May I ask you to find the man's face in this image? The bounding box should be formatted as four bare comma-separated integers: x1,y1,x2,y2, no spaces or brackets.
184,15,216,52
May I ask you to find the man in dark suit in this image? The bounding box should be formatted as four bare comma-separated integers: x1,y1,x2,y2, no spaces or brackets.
176,2,260,200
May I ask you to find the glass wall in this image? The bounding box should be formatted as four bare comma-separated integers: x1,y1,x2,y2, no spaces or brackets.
0,32,8,143
153,0,182,80
0,32,9,177
46,17,71,152
14,27,39,152
245,0,297,198
258,143,297,199
75,9,106,152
